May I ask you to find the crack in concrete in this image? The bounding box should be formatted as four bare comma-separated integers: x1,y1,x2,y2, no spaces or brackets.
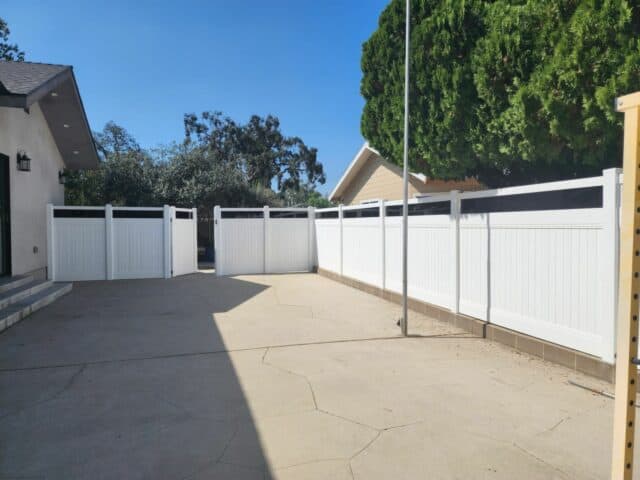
512,442,570,478
0,364,86,420
179,422,241,480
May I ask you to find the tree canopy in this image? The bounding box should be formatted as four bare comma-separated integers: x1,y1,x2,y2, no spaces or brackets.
65,114,329,210
0,17,24,61
361,0,640,186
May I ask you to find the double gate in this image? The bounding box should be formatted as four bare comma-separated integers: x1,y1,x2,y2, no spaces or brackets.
47,205,198,281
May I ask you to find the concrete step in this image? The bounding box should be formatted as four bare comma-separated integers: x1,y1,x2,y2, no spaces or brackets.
0,283,72,333
0,279,53,310
0,275,33,294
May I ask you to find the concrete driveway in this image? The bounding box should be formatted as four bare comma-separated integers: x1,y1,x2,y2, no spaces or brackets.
0,272,633,479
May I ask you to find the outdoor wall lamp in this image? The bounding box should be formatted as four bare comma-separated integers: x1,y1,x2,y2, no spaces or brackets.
58,170,67,185
16,151,31,171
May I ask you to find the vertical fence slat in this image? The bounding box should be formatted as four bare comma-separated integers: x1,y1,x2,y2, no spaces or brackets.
105,204,114,280
46,203,55,281
380,200,386,290
338,204,344,277
192,208,198,273
163,205,172,279
263,205,270,274
601,168,622,363
450,191,460,313
213,206,222,275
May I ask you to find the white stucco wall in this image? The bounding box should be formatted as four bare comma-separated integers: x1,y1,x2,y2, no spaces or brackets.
0,103,65,276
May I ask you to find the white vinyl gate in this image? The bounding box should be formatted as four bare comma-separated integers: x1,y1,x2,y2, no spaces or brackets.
214,206,315,276
47,204,198,281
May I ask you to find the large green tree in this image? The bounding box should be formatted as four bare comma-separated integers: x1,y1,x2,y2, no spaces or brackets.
0,18,24,61
361,0,640,186
184,112,326,191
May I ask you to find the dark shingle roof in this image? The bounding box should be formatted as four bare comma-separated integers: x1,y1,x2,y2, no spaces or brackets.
0,61,70,95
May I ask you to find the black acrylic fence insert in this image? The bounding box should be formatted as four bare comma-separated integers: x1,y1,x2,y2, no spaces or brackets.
270,211,308,218
113,210,163,219
54,209,105,218
316,210,339,219
176,210,193,219
386,201,451,217
221,210,264,219
460,186,602,214
343,206,380,218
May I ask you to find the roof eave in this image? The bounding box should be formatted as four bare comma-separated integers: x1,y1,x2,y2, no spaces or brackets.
329,143,377,201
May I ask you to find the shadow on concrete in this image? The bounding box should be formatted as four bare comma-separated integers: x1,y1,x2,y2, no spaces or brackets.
0,273,271,479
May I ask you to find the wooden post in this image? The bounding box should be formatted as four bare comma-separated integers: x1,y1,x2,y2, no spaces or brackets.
612,91,640,480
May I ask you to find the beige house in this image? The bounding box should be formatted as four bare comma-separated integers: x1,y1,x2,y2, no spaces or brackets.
329,144,482,205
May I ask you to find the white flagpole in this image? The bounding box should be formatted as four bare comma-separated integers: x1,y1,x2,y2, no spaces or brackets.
401,0,410,336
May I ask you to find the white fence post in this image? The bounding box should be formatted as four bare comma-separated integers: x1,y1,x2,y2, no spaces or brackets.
263,205,270,274
192,208,198,272
105,204,114,280
601,168,622,363
380,199,386,289
213,206,222,275
46,204,55,281
308,206,315,271
338,204,344,277
163,205,172,278
450,191,461,313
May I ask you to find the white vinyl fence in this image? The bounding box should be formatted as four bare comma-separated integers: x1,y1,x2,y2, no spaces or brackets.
47,204,198,281
214,206,315,276
315,168,622,363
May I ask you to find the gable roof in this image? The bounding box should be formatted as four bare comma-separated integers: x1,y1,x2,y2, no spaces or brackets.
329,143,425,202
0,62,68,96
0,61,99,170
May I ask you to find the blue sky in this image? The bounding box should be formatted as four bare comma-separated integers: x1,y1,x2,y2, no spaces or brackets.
3,0,390,194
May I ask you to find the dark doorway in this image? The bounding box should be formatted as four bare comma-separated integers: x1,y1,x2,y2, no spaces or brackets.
0,153,10,276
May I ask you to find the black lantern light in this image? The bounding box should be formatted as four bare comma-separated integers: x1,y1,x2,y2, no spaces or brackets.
58,170,67,185
16,151,31,171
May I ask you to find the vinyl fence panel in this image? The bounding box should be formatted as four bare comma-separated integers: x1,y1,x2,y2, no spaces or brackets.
172,208,198,277
315,209,341,274
314,168,621,363
52,215,106,281
214,207,315,276
113,217,165,279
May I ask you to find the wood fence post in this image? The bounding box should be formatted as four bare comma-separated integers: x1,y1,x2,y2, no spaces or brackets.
611,92,640,480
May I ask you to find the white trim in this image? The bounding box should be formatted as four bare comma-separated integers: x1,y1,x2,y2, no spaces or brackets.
329,143,375,201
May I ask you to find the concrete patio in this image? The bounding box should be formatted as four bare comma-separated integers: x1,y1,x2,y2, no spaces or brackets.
0,272,634,479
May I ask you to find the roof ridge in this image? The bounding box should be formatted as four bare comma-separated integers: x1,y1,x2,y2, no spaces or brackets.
0,60,71,69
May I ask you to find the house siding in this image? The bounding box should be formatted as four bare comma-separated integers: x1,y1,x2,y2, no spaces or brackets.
339,153,482,205
0,102,65,276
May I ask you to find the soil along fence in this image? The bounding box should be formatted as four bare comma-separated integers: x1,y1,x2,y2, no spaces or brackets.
315,168,622,364
47,204,198,281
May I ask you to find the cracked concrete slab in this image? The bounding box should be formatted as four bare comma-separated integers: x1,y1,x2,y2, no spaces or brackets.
0,272,634,479
266,459,352,480
222,410,378,470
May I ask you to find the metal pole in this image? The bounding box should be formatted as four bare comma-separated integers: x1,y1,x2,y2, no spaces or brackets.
401,0,410,337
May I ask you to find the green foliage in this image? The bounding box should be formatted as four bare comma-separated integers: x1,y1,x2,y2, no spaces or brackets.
361,0,640,186
66,115,327,210
65,122,158,206
0,18,24,61
184,112,325,191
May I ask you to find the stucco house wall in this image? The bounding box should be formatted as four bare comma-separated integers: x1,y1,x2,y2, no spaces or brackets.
0,102,65,277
